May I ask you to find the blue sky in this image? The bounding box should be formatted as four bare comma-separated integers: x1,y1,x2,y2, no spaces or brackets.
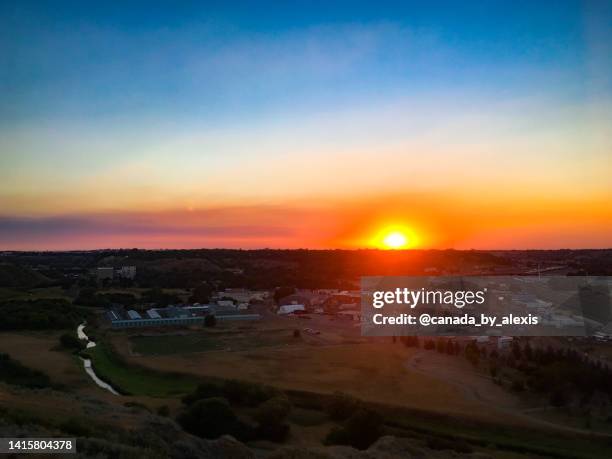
2,0,604,124
0,1,610,249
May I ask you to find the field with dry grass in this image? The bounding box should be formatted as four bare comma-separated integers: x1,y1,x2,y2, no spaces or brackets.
115,337,495,418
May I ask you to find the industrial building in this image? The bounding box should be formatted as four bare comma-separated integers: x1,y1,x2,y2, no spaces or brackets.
106,304,260,328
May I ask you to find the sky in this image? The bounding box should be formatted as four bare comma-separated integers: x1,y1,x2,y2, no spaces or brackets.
1,0,611,250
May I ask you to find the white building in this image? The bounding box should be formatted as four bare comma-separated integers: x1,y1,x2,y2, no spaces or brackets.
278,304,305,315
118,266,136,279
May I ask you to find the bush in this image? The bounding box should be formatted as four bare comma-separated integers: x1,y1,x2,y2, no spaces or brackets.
60,333,85,351
254,396,291,425
326,391,361,421
324,408,383,450
183,379,277,407
427,437,473,453
253,396,292,441
177,397,249,440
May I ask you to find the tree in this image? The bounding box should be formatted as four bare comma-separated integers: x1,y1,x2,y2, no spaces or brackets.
191,283,212,303
204,314,217,327
60,333,85,351
274,286,296,304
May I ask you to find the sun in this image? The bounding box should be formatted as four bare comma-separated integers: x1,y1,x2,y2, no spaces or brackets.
368,224,420,250
382,231,408,249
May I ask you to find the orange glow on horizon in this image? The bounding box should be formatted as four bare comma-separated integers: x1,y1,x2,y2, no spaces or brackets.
370,225,420,250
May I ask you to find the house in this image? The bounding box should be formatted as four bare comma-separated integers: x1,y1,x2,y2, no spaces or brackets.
278,304,305,315
117,266,136,279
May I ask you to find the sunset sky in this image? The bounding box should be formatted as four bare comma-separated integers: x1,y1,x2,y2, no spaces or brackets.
1,1,611,250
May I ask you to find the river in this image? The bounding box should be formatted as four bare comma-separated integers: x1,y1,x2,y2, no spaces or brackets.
77,322,120,395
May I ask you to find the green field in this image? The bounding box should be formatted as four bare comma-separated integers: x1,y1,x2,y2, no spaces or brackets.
0,287,70,301
86,342,200,397
130,329,297,356
131,334,223,355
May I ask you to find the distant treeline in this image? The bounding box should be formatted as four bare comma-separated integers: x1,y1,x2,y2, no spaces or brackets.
74,287,181,307
3,248,612,292
0,298,82,331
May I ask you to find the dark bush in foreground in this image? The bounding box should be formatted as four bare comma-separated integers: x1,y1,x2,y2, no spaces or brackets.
254,396,292,442
325,391,361,421
177,397,250,441
183,379,278,407
427,437,473,454
324,408,383,450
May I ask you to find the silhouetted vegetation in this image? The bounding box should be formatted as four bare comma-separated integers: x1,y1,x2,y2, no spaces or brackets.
178,397,251,440
0,298,82,330
59,332,86,351
324,408,384,449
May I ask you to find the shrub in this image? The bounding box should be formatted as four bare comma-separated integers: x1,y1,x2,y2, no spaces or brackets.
324,408,383,450
60,333,85,351
177,397,249,440
254,396,291,426
183,379,277,407
253,396,292,441
325,391,361,421
427,437,473,453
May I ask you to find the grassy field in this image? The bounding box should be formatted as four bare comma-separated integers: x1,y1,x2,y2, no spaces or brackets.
131,333,222,355
0,332,90,390
87,341,200,397
0,287,70,301
130,328,298,356
117,339,489,418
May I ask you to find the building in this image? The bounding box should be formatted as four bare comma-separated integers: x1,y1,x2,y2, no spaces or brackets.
214,288,267,303
107,304,260,328
278,304,305,315
127,310,142,320
117,266,136,279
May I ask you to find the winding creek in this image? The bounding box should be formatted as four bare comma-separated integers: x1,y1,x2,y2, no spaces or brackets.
77,323,120,395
